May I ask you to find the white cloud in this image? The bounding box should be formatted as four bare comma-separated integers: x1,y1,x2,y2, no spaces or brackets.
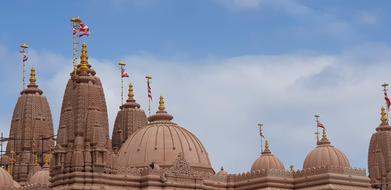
215,0,310,16
0,44,389,173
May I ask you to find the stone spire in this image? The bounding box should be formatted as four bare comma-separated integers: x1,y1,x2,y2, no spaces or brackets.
369,106,391,189
51,43,115,185
6,67,54,185
112,82,147,151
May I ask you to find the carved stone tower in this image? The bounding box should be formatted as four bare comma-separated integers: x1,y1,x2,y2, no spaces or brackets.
50,43,115,187
6,67,54,185
112,83,147,151
368,107,391,189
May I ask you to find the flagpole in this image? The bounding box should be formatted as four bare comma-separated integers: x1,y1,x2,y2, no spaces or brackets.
119,61,126,105
146,76,152,115
314,114,320,144
71,17,82,74
382,82,389,113
258,123,263,153
20,44,29,90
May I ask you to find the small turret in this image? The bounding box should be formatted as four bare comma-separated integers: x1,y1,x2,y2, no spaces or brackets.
112,82,147,150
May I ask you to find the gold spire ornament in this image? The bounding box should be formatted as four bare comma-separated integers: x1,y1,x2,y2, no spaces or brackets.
29,67,37,86
128,83,134,100
34,153,39,165
79,43,89,73
44,154,50,167
263,139,271,153
159,96,165,111
381,106,389,125
319,127,330,144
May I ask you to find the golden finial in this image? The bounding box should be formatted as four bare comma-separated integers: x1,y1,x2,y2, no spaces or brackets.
318,127,330,145
128,83,134,99
382,82,389,91
263,139,271,153
44,154,50,167
79,43,89,73
29,67,37,85
159,96,165,111
381,106,389,125
322,128,327,139
20,43,29,49
70,17,82,23
34,153,39,165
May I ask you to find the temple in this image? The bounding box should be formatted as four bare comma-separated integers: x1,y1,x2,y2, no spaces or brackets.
0,42,388,190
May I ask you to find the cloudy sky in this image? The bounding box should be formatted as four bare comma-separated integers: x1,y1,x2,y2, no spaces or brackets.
1,0,391,173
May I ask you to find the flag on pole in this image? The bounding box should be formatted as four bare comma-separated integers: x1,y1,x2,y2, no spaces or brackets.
258,124,264,138
146,76,152,102
20,49,28,63
317,120,325,129
79,23,90,37
385,91,391,111
73,20,90,37
121,67,129,78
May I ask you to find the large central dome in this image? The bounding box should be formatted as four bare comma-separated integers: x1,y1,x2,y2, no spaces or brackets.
117,96,214,174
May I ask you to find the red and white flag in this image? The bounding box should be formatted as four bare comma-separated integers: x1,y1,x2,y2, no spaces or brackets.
147,78,152,102
121,67,129,78
317,120,325,129
79,23,90,37
385,91,391,111
20,49,28,63
73,20,90,37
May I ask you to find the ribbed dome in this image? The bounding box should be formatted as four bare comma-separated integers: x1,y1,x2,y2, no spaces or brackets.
28,169,50,186
251,141,285,171
0,167,20,188
303,129,350,169
117,96,214,174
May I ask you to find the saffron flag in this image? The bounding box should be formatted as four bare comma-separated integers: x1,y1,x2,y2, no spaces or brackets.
121,67,129,78
385,91,391,111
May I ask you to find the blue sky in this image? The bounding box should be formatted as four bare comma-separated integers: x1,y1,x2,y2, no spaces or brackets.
1,0,391,173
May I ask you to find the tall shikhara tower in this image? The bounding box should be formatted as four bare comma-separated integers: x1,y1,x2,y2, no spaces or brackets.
50,43,115,188
6,67,54,185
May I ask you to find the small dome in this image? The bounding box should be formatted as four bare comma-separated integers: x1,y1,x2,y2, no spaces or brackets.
303,129,350,169
0,167,20,188
251,140,285,171
28,169,50,186
216,166,228,176
117,96,214,174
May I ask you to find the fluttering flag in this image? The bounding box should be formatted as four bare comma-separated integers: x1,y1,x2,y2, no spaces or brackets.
20,49,28,63
73,20,90,37
317,120,325,129
385,91,391,111
146,77,152,102
79,23,90,37
258,124,264,138
121,67,129,78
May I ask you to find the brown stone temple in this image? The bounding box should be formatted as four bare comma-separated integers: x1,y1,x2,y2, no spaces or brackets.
0,43,387,189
